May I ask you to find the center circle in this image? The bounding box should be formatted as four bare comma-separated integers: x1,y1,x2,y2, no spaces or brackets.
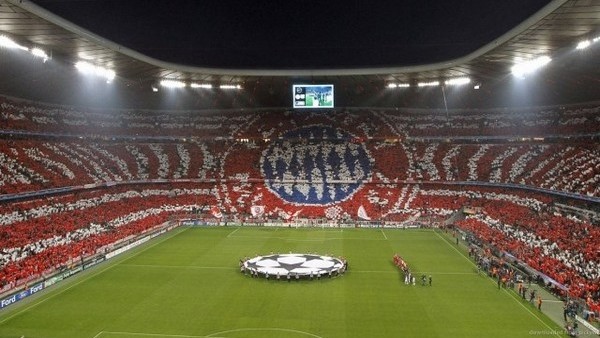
260,126,372,205
242,253,346,278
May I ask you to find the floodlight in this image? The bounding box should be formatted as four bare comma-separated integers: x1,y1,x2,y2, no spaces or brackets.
77,52,95,60
511,56,551,77
220,84,242,89
75,61,116,82
190,83,212,89
160,80,186,88
0,35,28,50
75,61,94,73
576,40,591,50
445,77,471,86
388,83,410,88
417,81,440,87
30,48,49,62
98,68,115,82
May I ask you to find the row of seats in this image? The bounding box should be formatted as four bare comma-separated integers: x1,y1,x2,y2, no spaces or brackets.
1,138,597,197
0,96,250,138
380,106,600,137
2,96,599,138
0,140,215,194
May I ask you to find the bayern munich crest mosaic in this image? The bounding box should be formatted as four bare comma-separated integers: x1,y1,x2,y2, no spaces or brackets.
219,114,407,219
260,126,372,205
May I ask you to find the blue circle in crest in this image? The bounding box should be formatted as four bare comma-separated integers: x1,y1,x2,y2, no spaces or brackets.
261,126,372,205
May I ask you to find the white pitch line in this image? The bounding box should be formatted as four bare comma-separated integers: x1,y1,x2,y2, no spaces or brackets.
433,230,561,337
226,227,240,238
284,238,339,242
410,271,476,275
381,229,388,240
121,264,235,270
352,270,475,275
351,270,396,274
227,235,386,241
206,327,324,338
94,331,227,338
124,266,472,275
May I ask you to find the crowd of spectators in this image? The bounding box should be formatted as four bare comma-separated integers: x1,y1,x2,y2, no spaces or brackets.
0,96,251,138
456,204,599,315
1,95,599,197
0,139,217,194
3,95,600,139
380,105,600,137
1,137,597,197
0,184,218,288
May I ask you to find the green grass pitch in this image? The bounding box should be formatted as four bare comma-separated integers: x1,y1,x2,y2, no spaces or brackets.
305,95,333,108
0,227,566,338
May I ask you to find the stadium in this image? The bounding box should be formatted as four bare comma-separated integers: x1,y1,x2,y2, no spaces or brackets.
0,0,599,337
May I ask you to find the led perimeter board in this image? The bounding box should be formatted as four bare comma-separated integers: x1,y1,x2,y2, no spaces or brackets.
293,84,334,109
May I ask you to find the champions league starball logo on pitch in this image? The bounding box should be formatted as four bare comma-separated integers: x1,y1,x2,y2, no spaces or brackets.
260,126,373,205
243,253,345,278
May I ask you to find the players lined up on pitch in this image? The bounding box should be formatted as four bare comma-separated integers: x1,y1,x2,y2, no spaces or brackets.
393,254,432,286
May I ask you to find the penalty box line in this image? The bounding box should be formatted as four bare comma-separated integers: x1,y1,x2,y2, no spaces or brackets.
226,234,387,241
93,331,226,338
94,327,323,338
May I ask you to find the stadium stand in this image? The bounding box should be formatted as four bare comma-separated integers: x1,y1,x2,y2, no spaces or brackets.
0,96,598,316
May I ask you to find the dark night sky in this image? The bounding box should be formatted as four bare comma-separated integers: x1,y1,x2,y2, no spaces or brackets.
32,0,552,69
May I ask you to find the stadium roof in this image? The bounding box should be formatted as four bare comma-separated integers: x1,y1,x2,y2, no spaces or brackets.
22,0,553,70
0,0,599,109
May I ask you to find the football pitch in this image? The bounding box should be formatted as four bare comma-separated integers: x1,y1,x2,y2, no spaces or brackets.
305,95,333,107
0,227,566,338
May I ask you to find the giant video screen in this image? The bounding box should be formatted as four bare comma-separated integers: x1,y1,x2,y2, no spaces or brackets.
293,84,334,109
